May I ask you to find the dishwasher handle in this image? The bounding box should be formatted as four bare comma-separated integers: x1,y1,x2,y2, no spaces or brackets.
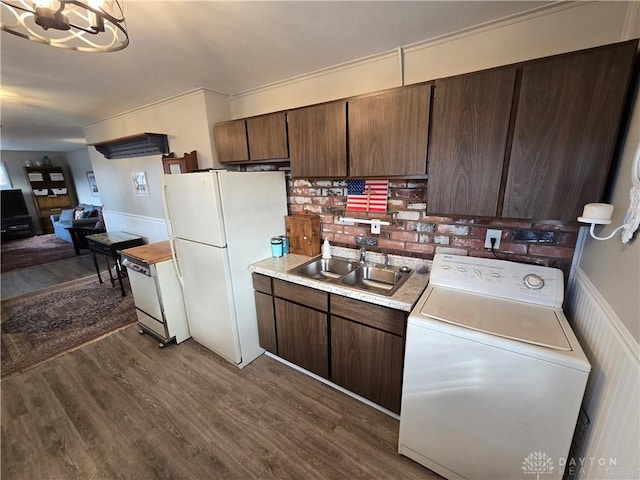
121,258,151,276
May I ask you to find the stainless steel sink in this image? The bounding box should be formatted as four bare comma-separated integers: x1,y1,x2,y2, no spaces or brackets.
290,256,411,296
339,265,410,296
292,257,357,281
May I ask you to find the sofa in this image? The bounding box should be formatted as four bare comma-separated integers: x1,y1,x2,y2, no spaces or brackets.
50,204,104,243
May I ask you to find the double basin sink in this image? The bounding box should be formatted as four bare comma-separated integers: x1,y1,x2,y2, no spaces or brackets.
289,256,412,297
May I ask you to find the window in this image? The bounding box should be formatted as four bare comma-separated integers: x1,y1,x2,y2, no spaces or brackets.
0,162,12,189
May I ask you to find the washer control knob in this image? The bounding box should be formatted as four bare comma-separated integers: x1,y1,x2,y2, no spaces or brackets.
523,273,545,290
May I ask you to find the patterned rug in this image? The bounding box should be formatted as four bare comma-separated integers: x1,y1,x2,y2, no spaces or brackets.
1,274,136,378
1,234,80,273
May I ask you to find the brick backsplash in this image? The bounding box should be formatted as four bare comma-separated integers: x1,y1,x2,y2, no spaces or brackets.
286,178,579,276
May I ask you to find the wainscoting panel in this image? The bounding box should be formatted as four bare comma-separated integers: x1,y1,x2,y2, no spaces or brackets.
565,267,639,479
102,210,169,244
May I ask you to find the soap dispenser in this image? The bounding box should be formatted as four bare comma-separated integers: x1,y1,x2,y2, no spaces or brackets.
321,238,332,259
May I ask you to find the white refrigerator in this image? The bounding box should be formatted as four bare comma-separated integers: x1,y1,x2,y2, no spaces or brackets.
162,170,288,368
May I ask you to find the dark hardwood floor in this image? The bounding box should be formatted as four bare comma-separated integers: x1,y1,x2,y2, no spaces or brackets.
1,254,96,300
1,325,439,479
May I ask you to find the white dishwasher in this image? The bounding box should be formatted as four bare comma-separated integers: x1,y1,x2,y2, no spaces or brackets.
399,254,590,480
119,241,190,347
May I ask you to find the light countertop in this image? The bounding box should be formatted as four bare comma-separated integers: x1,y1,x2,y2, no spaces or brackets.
249,247,431,312
119,240,172,264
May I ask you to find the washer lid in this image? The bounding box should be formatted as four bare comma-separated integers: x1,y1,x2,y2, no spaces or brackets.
420,287,572,351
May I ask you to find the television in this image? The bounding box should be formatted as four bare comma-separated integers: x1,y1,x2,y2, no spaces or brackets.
1,189,29,218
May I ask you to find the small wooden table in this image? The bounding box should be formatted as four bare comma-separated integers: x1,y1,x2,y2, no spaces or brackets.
66,226,105,254
86,231,145,296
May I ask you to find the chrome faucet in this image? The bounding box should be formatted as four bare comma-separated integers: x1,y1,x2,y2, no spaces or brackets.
359,247,367,264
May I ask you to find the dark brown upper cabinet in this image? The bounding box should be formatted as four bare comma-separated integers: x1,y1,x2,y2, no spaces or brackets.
348,83,431,177
427,68,516,216
503,40,637,221
214,112,288,164
288,100,347,178
246,112,289,160
213,119,249,163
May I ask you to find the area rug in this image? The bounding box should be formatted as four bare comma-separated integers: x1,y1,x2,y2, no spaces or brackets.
1,274,136,378
1,234,80,273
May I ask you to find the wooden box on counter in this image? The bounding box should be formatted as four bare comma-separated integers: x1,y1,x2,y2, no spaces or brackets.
285,212,321,257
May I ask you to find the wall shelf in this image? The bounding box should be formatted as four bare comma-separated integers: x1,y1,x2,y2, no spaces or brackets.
330,207,399,224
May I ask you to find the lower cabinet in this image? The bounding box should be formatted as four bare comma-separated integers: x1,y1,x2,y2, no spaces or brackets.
252,273,407,413
1,216,35,240
275,298,328,378
330,295,406,413
255,291,277,354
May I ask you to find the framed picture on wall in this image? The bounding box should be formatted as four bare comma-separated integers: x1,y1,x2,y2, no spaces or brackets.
87,171,99,197
132,171,149,197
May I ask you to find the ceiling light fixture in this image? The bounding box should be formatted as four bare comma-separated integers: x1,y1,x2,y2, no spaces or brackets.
0,0,128,52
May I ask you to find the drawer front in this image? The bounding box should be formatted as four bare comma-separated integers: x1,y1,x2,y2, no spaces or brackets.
252,273,272,295
330,294,406,337
273,279,328,312
136,309,169,340
87,239,111,254
41,207,63,217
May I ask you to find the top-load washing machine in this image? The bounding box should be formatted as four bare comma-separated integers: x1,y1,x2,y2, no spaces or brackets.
398,254,590,480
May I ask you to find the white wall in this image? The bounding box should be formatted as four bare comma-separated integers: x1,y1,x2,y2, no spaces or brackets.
403,1,630,85
230,2,631,116
65,147,100,206
83,88,229,243
203,88,235,166
230,50,401,117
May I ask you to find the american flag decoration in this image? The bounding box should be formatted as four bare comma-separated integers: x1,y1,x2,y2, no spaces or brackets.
346,179,389,213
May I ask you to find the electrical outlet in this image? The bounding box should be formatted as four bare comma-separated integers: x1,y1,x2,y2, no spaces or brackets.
356,236,378,247
484,229,502,249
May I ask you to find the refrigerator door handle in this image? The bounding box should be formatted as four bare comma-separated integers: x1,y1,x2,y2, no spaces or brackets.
169,237,184,287
162,181,174,238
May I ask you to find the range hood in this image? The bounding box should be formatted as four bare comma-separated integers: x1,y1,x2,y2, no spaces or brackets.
90,133,169,159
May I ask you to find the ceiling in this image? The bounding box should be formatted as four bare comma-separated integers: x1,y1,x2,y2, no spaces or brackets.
0,1,556,153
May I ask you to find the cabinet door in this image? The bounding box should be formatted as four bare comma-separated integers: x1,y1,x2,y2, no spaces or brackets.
349,84,431,177
275,298,328,378
255,291,277,354
427,68,516,216
247,112,288,161
288,101,347,178
503,41,636,221
331,315,404,413
213,119,249,163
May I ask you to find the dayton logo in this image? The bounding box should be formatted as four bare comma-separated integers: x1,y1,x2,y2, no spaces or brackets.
522,452,555,480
